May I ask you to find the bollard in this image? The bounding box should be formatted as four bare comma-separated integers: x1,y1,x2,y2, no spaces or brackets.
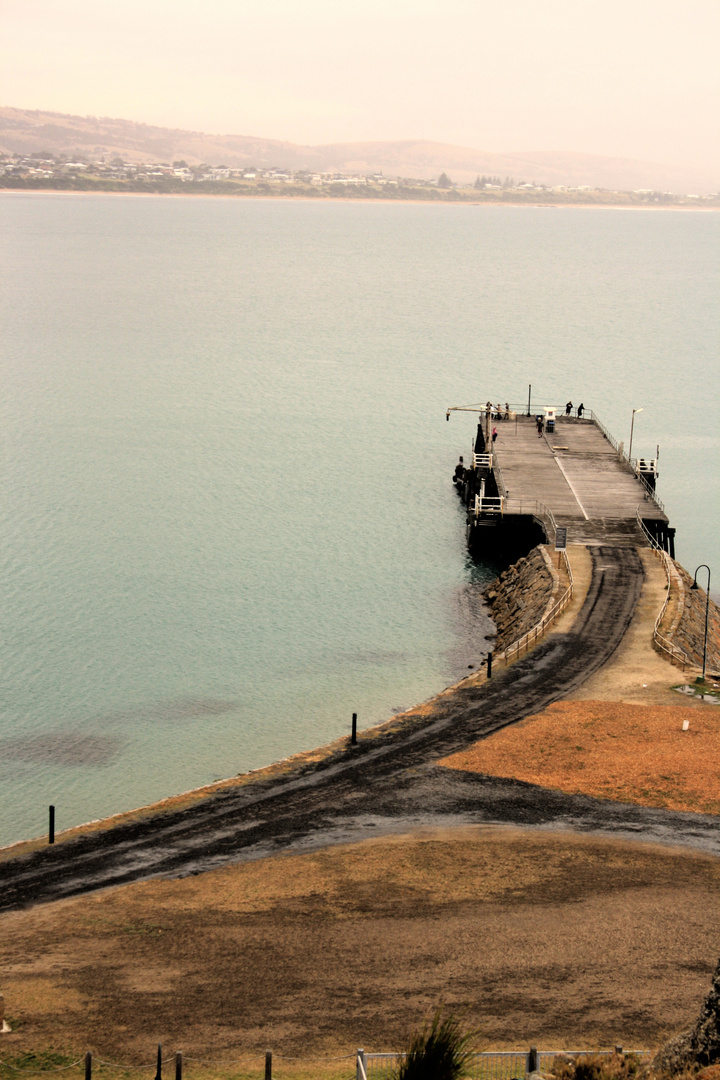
486,651,493,679
84,1052,92,1080
175,1052,182,1080
265,1050,272,1080
351,712,357,745
49,805,55,845
154,1043,162,1080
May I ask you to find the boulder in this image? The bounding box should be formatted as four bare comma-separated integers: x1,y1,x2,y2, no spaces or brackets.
654,958,720,1072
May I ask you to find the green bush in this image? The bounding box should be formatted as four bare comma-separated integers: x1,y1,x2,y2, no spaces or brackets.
394,1008,479,1080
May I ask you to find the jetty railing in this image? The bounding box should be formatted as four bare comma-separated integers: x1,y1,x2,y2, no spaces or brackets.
499,547,574,666
636,508,689,668
473,452,494,469
590,410,665,513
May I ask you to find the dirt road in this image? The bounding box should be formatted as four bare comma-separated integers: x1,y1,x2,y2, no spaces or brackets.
2,545,717,913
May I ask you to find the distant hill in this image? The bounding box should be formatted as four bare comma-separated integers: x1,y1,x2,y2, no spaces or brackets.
1,106,717,194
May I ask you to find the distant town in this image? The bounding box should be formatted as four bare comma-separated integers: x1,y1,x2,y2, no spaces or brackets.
1,152,718,206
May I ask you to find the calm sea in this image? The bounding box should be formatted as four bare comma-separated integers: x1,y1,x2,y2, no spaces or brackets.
1,194,718,846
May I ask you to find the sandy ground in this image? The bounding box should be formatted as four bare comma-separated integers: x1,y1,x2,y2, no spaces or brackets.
2,828,720,1069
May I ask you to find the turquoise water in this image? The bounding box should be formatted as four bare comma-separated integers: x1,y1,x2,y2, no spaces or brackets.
1,194,718,846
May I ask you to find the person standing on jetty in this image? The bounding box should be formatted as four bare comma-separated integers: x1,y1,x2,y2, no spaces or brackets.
536,415,544,438
492,426,498,444
565,400,573,416
577,402,585,417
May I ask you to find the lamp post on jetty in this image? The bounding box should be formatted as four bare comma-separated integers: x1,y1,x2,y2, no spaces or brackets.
628,407,643,463
691,564,712,681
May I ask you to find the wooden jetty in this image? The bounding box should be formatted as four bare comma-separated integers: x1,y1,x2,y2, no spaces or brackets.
449,404,673,557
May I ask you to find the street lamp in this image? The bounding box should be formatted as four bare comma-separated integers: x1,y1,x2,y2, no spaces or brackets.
629,407,643,463
690,565,711,681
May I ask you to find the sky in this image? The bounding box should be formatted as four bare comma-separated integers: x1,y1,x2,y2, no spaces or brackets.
1,0,719,168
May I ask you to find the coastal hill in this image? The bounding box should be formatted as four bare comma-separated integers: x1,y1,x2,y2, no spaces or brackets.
1,105,717,194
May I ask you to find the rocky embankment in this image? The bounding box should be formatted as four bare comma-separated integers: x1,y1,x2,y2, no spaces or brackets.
666,564,720,674
484,545,558,652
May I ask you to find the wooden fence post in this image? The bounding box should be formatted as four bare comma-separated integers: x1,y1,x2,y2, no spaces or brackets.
527,1046,538,1074
175,1051,182,1080
265,1049,272,1080
154,1043,162,1080
84,1052,91,1080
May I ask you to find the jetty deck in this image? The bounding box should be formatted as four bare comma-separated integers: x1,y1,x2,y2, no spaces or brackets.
491,414,668,546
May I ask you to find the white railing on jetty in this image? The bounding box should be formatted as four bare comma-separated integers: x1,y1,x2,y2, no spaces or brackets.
499,548,574,666
472,452,493,469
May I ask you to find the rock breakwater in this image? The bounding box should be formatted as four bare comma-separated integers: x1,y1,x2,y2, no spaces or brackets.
484,545,558,653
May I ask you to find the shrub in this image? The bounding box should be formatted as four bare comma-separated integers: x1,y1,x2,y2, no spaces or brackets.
394,1008,479,1080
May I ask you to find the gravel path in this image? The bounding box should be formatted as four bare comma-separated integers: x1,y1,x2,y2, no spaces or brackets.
2,545,717,913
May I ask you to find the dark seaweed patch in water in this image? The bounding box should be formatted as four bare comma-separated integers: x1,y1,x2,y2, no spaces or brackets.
0,733,122,766
88,698,240,727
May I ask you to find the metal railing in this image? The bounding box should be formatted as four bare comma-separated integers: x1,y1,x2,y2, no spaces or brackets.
590,410,665,513
636,507,689,667
502,497,558,540
360,1048,650,1080
499,548,574,666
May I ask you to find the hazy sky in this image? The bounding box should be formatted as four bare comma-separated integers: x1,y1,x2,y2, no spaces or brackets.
2,0,718,167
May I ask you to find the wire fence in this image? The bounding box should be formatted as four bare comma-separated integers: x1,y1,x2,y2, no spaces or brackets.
0,1046,653,1080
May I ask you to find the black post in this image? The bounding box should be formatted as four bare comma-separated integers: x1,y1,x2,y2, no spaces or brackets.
84,1052,92,1080
175,1052,182,1080
351,712,357,745
668,527,676,560
527,383,532,416
486,651,493,679
154,1043,162,1080
528,1046,538,1074
265,1050,272,1080
49,805,55,845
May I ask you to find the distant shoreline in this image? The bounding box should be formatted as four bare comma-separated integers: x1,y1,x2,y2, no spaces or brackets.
1,188,717,211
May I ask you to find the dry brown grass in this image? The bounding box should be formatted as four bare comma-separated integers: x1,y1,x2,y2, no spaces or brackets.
441,700,720,814
3,828,720,1065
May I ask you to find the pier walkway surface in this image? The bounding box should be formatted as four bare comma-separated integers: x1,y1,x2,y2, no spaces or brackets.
1,547,718,914
492,414,667,546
